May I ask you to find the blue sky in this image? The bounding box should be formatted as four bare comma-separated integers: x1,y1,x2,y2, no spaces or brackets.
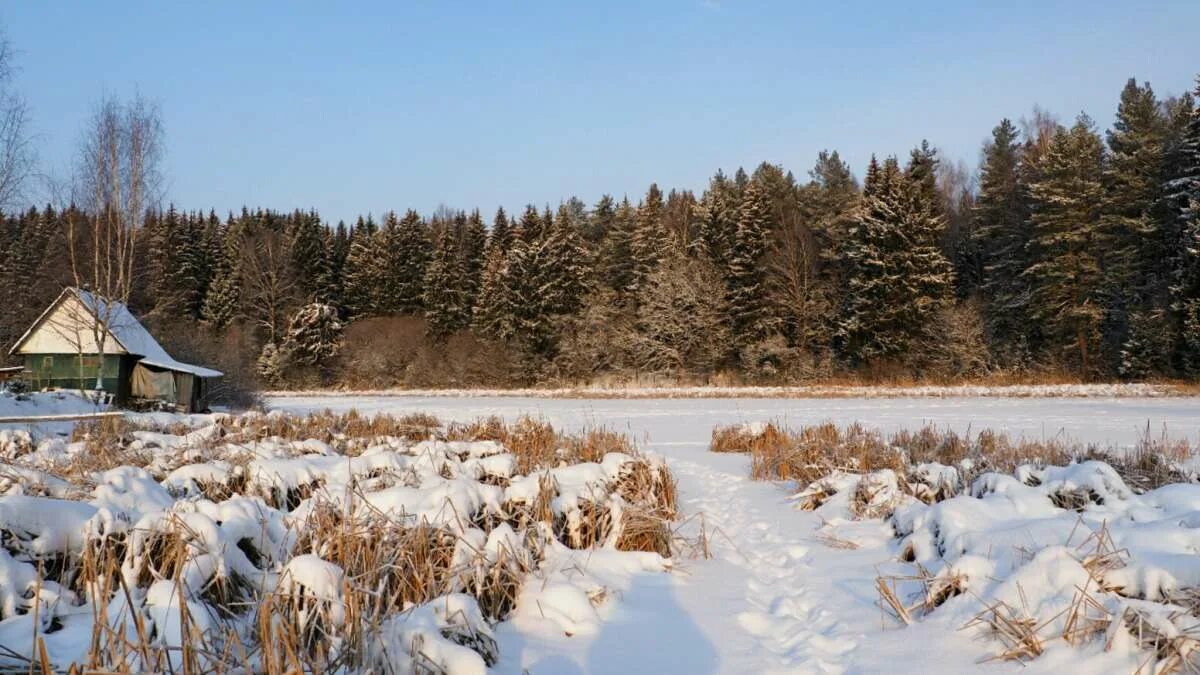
4,1,1199,224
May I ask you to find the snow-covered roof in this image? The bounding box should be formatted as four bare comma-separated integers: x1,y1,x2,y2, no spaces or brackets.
10,288,222,378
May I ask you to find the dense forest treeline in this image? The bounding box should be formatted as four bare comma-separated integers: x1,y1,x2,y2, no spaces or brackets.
2,75,1199,392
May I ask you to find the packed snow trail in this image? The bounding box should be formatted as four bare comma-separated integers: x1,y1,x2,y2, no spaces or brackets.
266,395,1200,674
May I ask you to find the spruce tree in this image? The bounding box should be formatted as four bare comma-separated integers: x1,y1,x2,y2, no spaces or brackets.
1023,115,1107,374
973,119,1033,360
377,210,429,315
459,209,488,312
201,214,242,330
1103,79,1168,305
543,206,588,318
585,194,615,246
900,143,957,345
288,209,329,301
488,207,512,256
340,218,380,318
473,243,515,341
837,152,954,364
630,183,665,293
693,170,739,271
598,197,637,297
728,179,774,351
280,302,343,366
319,221,349,309
1169,78,1200,373
149,205,199,319
1101,80,1172,374
424,225,470,338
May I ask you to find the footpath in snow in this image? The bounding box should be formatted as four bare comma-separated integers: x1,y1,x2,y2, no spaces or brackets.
269,395,1200,674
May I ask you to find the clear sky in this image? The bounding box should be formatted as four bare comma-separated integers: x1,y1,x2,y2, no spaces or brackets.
4,1,1199,224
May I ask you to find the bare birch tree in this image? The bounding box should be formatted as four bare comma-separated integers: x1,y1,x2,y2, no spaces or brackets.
0,31,35,211
69,94,164,391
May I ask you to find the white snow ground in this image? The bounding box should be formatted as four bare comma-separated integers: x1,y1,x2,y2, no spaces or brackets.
265,395,1200,674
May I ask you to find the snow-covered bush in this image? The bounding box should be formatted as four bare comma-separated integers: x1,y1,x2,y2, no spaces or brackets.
0,410,677,672
772,421,1200,670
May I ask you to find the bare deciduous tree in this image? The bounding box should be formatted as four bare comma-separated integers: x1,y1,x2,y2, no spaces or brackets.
0,32,35,211
238,228,298,344
69,94,164,390
770,209,832,354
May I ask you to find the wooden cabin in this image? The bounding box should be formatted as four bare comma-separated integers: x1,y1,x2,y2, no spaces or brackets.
7,288,223,412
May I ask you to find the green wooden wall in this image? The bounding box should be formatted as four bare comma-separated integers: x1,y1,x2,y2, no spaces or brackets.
22,353,125,393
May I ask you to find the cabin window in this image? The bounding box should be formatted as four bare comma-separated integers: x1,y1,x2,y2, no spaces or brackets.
80,356,99,368
41,356,52,370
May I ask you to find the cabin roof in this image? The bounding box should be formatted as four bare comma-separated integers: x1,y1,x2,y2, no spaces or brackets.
9,288,222,378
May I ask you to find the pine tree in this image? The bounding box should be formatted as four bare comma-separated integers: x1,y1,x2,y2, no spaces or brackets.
1023,115,1107,374
778,151,857,354
973,119,1033,360
728,179,774,351
1104,80,1169,300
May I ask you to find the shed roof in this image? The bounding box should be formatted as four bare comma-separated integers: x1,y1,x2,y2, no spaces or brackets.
9,288,222,378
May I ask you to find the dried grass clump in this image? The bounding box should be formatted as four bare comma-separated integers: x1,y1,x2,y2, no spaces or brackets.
732,421,1199,499
709,422,790,455
64,417,153,480
293,502,457,613
568,428,636,465
616,505,672,557
849,470,904,520
462,544,533,621
446,415,507,442
555,499,614,549
746,422,902,486
614,459,678,519
227,409,444,451
964,597,1045,663
1117,605,1200,673
502,417,560,474
876,565,966,625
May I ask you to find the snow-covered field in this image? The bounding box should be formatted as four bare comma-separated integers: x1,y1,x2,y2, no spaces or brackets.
267,394,1200,448
268,382,1193,400
4,394,1200,673
264,395,1200,674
